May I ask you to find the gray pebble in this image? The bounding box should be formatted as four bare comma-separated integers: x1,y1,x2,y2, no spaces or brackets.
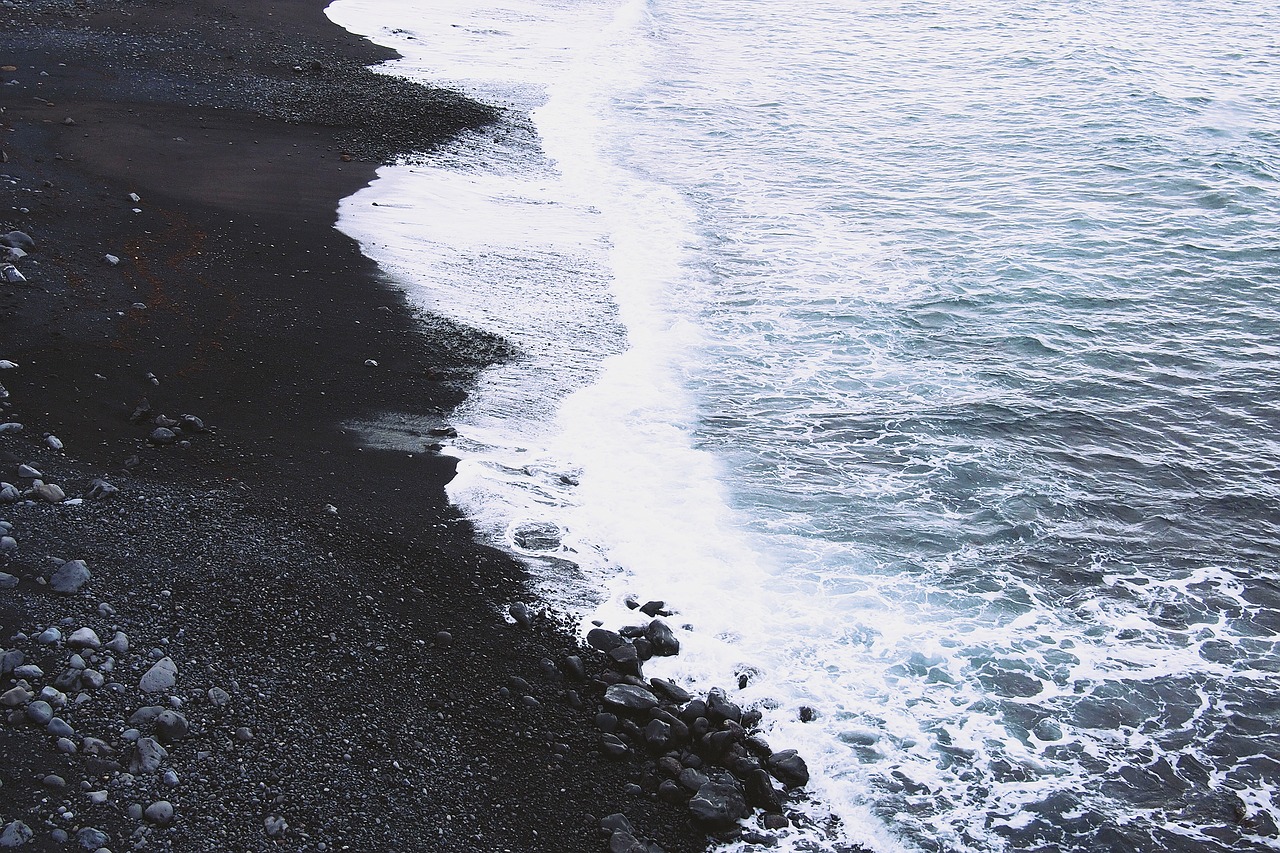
264,815,288,837
0,821,34,848
234,726,253,742
0,686,32,707
0,572,15,591
25,699,53,725
104,631,128,654
49,560,90,595
139,657,177,693
38,687,66,707
15,464,40,479
87,790,109,804
76,827,108,849
42,774,65,788
35,626,62,644
81,669,105,690
47,716,75,738
126,804,144,821
207,686,230,706
0,484,18,503
12,664,43,679
129,737,167,774
82,737,114,756
68,627,101,649
155,710,188,742
144,800,174,826
55,737,77,754
161,769,179,787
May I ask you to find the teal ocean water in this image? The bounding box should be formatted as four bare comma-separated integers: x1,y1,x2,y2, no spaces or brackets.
327,0,1280,849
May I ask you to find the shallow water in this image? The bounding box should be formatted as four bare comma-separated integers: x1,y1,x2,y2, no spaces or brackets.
327,0,1280,849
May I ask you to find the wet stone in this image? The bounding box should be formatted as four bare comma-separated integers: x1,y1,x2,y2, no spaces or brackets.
603,684,659,713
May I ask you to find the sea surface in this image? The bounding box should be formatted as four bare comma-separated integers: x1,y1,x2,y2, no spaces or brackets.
324,0,1280,850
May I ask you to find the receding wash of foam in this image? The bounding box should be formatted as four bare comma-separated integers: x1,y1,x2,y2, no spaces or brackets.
327,0,1280,850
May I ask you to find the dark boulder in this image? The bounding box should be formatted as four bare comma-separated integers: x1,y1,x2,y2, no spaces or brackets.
646,620,680,656
688,780,748,830
603,684,659,713
766,749,810,788
587,628,627,652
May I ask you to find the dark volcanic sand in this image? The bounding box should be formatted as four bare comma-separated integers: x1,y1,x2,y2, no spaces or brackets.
0,0,712,850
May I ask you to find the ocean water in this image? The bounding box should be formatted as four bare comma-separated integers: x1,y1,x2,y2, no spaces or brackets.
324,0,1280,850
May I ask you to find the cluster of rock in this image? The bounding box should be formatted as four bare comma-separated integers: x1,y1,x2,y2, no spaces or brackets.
0,584,201,850
1,229,34,285
128,400,211,448
510,599,811,851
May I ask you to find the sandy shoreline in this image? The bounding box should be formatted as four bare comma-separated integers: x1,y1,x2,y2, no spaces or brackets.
0,1,826,851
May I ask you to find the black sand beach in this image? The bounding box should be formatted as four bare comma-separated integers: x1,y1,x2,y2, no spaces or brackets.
0,0,736,850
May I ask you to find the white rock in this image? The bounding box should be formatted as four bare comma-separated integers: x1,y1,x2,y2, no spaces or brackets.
0,423,21,434
103,254,120,265
0,360,16,369
128,193,141,203
139,657,178,693
364,359,378,367
0,264,24,283
68,628,101,649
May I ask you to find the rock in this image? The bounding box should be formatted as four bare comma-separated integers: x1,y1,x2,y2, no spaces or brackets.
155,710,189,742
103,254,120,265
706,688,742,725
13,664,41,679
144,800,174,826
76,828,108,849
55,737,77,754
688,780,749,829
264,816,288,837
644,719,673,752
639,600,671,617
600,813,635,836
599,733,629,759
87,790,109,804
0,264,25,284
603,684,660,713
608,643,642,677
0,423,22,434
104,631,129,654
47,717,74,738
49,560,90,594
15,464,39,479
0,649,21,674
0,483,18,503
0,572,16,590
0,686,32,707
87,479,119,500
32,482,65,503
139,657,177,693
563,654,585,680
39,686,67,706
744,768,785,812
129,737,167,774
80,669,105,689
509,601,532,628
587,628,627,653
42,774,66,788
36,626,62,644
0,821,33,848
82,737,114,756
0,360,16,369
609,831,649,853
44,434,63,451
207,686,230,706
235,726,254,742
68,628,102,649
646,619,680,656
149,427,176,445
765,749,810,788
162,769,179,786
129,705,165,726
25,700,53,725
0,231,34,250
650,678,693,705
434,630,453,648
